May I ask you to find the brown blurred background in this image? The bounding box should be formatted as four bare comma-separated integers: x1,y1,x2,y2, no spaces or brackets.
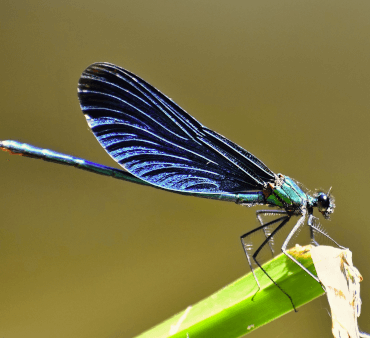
1,1,369,337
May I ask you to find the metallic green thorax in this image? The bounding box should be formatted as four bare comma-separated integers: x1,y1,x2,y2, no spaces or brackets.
264,176,314,211
225,175,317,211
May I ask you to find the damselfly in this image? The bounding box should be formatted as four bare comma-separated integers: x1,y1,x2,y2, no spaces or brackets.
0,62,341,310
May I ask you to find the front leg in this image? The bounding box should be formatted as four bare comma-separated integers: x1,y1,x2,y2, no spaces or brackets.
308,214,345,249
282,214,320,283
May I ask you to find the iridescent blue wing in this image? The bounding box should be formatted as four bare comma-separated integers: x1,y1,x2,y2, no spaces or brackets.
78,62,275,194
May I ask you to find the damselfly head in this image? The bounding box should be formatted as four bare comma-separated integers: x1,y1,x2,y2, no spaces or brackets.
315,190,335,219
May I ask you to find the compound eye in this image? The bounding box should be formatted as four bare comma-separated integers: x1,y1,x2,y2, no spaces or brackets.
317,193,330,211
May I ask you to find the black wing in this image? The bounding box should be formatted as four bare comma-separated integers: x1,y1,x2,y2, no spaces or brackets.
77,62,275,194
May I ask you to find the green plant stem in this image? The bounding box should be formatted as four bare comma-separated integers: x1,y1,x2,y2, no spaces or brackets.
135,245,324,338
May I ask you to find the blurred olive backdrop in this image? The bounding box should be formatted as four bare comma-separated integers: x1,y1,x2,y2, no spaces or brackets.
1,1,369,337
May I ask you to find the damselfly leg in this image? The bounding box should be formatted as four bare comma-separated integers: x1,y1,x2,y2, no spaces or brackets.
241,211,344,311
308,215,344,249
240,212,298,310
281,214,320,283
241,210,289,286
256,209,289,255
282,214,345,291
